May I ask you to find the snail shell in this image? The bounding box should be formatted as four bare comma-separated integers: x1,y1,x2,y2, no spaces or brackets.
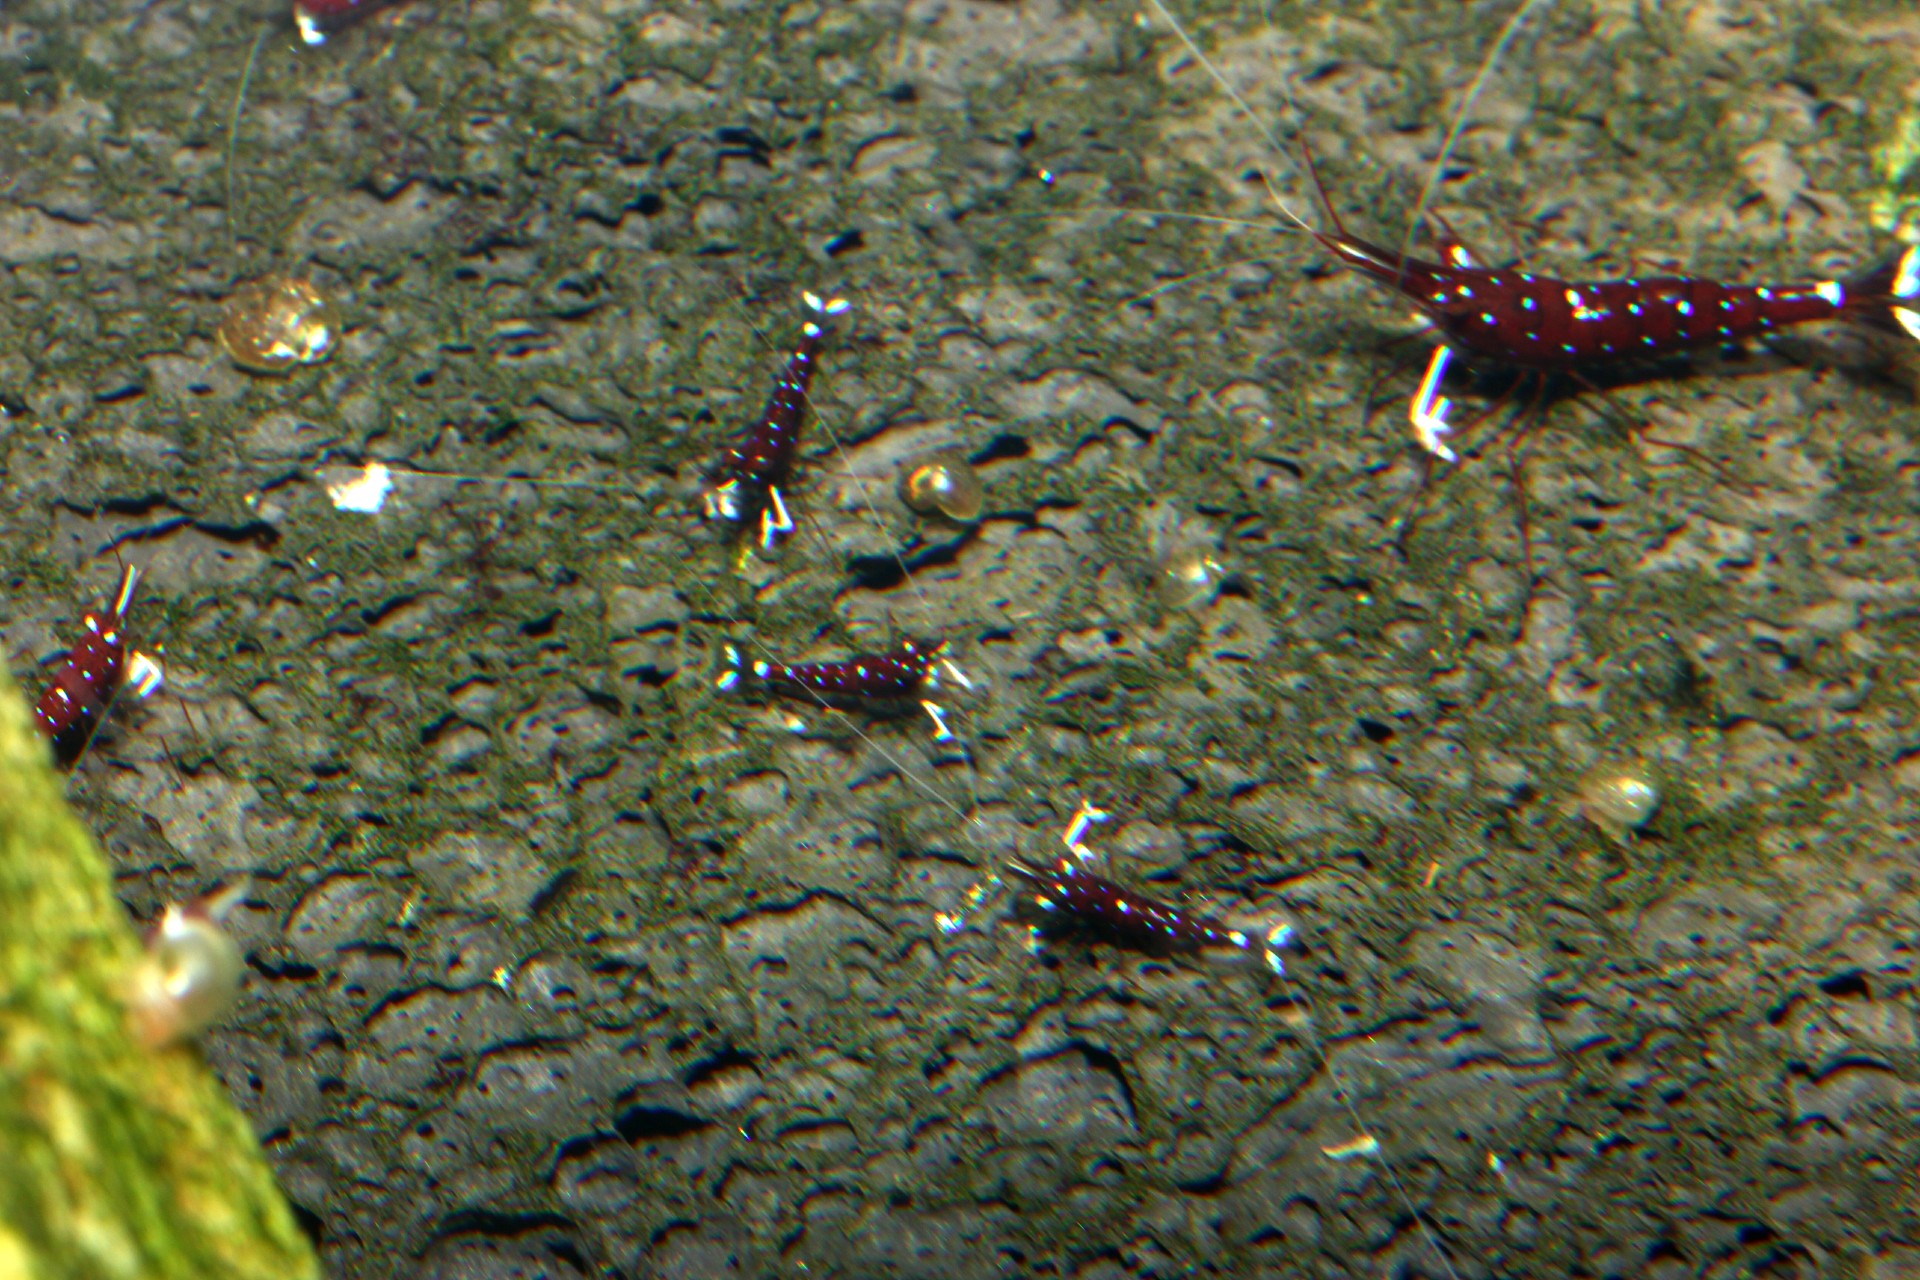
898,452,985,523
1153,542,1225,610
129,887,246,1048
218,276,340,374
1577,770,1660,838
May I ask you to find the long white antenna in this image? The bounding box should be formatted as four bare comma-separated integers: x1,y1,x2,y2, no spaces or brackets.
1141,0,1316,234
1399,0,1554,269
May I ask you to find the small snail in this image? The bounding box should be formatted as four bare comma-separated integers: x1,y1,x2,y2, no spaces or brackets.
1576,769,1660,841
1153,542,1226,611
129,880,247,1049
217,276,340,374
897,452,985,523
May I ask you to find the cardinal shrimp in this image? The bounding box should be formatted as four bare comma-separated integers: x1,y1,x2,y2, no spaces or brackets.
1119,0,1920,596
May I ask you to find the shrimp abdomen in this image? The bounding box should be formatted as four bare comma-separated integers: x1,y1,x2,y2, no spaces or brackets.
1419,262,1915,372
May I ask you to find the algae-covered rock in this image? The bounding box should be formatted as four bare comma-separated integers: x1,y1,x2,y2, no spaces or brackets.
0,662,318,1280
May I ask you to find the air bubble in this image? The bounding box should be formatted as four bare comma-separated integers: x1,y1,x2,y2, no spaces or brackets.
218,276,341,374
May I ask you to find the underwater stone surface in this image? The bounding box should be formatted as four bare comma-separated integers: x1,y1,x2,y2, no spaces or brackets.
5,0,1920,1276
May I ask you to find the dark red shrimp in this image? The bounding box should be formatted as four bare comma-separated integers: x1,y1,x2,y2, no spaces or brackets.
717,636,947,700
1306,206,1920,462
292,0,407,44
34,566,164,768
1009,802,1295,968
1140,0,1920,465
1009,858,1260,956
703,291,851,549
716,636,967,739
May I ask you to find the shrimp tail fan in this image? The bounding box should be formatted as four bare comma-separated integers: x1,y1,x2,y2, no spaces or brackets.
1841,244,1920,343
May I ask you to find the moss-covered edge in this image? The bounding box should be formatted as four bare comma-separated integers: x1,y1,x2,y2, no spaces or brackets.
0,662,318,1280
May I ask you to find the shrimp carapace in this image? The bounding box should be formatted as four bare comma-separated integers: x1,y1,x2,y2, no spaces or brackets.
704,291,852,549
34,566,164,769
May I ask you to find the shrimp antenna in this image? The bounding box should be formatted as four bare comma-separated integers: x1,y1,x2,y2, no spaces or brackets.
1139,0,1315,236
1120,10,1571,1278
223,29,267,258
1398,0,1554,270
1123,252,1288,310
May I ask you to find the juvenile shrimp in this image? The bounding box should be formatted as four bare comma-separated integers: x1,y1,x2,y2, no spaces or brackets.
703,291,852,550
1008,801,1297,968
715,636,972,741
33,565,165,769
292,0,405,44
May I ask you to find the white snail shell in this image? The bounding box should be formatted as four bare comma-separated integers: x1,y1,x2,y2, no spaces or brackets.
129,896,245,1048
